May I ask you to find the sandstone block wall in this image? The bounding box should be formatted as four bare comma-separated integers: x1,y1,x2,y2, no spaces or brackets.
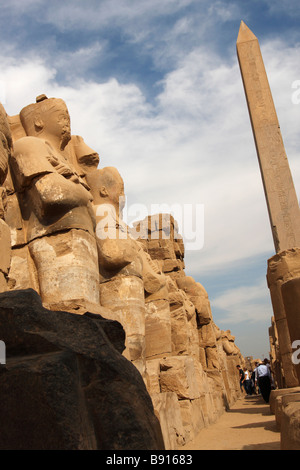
133,214,243,448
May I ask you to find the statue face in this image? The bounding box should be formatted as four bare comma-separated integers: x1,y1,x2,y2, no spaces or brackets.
86,168,126,212
42,103,71,149
0,130,10,185
109,178,125,212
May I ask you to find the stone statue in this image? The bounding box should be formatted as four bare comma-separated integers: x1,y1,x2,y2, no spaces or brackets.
0,93,250,447
0,103,12,185
86,166,166,376
69,134,100,178
9,96,101,313
0,103,13,293
86,166,166,291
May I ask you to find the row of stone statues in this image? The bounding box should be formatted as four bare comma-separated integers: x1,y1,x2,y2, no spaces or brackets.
0,95,166,373
0,95,244,448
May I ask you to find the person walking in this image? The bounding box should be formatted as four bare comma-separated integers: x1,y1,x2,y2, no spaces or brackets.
243,368,252,396
250,369,257,395
236,365,245,393
255,359,272,403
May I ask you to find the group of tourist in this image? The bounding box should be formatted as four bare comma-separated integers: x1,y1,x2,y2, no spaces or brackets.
236,358,273,404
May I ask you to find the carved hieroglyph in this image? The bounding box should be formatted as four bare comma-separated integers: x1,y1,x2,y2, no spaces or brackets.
237,21,300,253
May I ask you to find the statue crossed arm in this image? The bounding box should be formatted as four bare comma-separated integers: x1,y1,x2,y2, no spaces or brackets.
11,136,93,223
7,96,100,313
86,167,166,294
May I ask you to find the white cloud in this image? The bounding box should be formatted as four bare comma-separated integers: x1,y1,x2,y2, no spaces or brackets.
1,0,44,14
266,0,300,18
41,0,196,33
208,1,240,21
0,1,242,76
0,57,57,111
53,42,105,80
211,280,273,325
2,35,299,278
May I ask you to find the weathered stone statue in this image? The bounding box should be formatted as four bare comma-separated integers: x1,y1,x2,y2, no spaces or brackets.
0,103,12,293
0,93,246,450
68,134,100,178
9,96,101,313
86,167,166,376
131,213,243,447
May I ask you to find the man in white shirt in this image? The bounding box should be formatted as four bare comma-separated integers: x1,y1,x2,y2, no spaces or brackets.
255,359,272,403
243,368,252,395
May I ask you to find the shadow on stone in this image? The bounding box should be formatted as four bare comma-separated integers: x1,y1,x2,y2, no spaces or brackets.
0,289,164,450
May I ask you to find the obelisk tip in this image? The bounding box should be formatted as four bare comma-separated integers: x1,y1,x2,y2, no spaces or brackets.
237,20,257,44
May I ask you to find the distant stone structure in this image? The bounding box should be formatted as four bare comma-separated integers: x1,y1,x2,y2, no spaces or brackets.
237,21,300,449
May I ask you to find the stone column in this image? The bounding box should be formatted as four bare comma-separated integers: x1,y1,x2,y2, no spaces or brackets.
278,249,300,384
269,316,284,389
100,275,146,377
267,250,299,387
237,21,300,252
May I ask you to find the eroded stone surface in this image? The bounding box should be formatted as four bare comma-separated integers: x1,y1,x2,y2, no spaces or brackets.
0,94,246,450
0,103,12,294
0,289,164,450
237,21,300,253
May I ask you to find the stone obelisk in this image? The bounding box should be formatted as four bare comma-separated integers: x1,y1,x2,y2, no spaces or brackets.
237,21,300,388
237,21,300,253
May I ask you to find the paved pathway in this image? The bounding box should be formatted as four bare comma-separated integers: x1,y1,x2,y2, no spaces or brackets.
180,395,280,450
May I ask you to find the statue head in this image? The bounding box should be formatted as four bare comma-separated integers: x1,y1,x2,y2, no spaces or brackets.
86,167,125,213
71,135,100,173
0,102,13,185
20,95,71,150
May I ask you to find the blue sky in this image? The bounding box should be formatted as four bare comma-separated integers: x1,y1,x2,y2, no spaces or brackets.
1,0,300,359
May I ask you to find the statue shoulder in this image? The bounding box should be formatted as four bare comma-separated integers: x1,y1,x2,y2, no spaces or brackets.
10,137,55,190
13,136,50,156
